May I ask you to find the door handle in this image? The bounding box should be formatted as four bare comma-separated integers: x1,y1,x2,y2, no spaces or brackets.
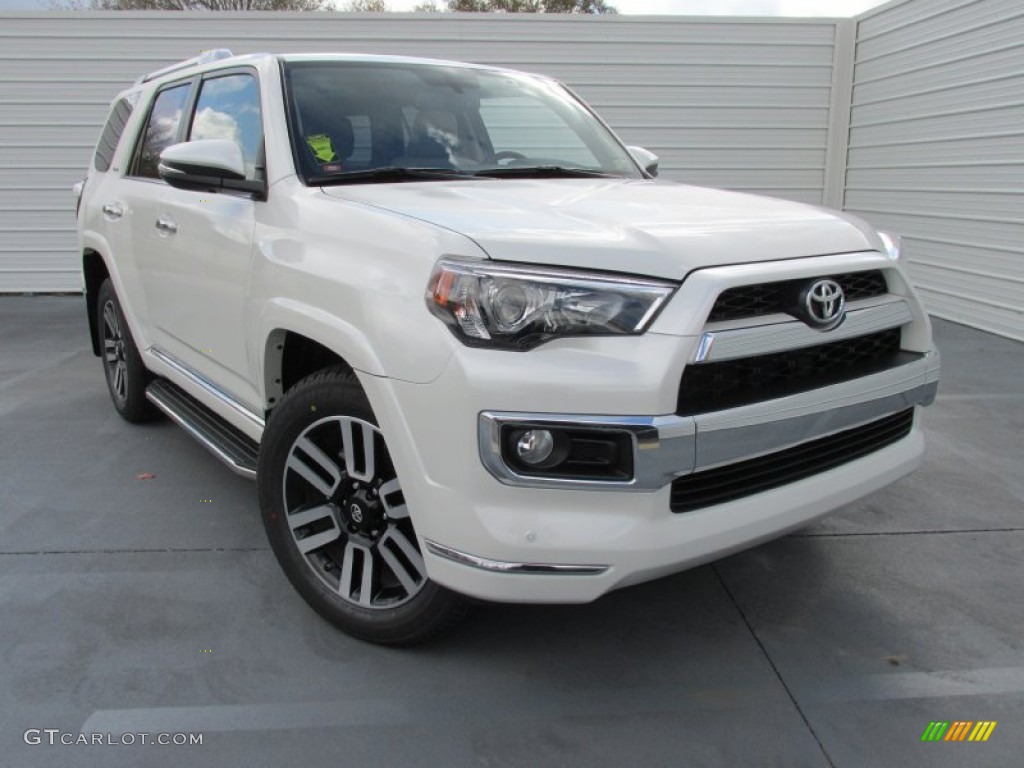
102,203,123,219
155,217,178,235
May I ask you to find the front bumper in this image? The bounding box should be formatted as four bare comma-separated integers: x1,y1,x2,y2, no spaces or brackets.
422,424,924,602
358,251,939,604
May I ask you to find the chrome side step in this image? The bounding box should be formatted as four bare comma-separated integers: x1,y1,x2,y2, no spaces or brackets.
146,378,259,480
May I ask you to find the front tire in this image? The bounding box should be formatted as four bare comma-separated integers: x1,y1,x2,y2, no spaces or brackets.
258,367,466,645
97,279,158,423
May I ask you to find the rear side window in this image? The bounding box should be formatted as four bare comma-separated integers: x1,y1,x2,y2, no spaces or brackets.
131,83,192,179
93,97,133,172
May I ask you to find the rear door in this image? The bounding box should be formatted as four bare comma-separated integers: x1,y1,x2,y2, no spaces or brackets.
123,79,195,358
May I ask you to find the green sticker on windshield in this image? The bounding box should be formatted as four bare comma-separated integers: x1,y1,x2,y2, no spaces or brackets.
305,134,337,163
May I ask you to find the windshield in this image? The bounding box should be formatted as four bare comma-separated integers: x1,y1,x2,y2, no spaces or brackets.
281,60,643,184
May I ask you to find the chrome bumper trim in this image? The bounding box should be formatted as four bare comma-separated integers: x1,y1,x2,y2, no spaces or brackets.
479,349,939,491
694,296,912,363
425,540,609,575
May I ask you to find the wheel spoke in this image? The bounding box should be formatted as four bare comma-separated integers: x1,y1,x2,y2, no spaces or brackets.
378,478,409,519
288,503,340,554
113,362,125,398
287,437,342,497
359,547,375,606
102,303,119,338
378,528,426,596
378,532,425,598
338,541,357,600
340,419,376,482
338,540,375,605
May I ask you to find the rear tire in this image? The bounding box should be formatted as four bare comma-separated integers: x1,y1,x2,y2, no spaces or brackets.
258,367,467,645
97,279,159,423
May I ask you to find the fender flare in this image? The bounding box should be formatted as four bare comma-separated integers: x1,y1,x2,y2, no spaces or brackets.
80,231,151,357
259,297,389,406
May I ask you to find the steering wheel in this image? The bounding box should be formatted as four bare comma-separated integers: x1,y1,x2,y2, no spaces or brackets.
493,150,527,166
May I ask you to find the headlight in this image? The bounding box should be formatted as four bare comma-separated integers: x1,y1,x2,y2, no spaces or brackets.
878,230,902,261
426,258,676,350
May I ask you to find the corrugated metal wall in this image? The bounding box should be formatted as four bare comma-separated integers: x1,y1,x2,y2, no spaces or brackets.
0,12,839,292
844,0,1024,340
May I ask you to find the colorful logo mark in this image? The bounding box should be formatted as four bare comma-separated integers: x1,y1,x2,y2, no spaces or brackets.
921,721,997,742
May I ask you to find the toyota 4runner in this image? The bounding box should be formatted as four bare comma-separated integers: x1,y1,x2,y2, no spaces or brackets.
75,50,940,644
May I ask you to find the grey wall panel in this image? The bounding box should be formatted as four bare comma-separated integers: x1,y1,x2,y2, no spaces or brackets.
846,0,1024,340
854,12,1024,82
0,11,839,292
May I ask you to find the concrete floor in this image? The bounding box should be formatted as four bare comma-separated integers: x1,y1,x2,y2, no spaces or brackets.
1,296,1021,768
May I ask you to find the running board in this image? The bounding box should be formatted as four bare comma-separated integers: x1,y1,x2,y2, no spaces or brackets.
146,378,259,480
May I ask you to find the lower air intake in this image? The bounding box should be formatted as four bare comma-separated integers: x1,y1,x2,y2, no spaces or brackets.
670,409,914,513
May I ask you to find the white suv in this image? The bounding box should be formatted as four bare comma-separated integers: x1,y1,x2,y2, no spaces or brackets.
75,50,940,644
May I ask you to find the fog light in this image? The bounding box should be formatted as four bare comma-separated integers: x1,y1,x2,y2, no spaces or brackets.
516,429,555,466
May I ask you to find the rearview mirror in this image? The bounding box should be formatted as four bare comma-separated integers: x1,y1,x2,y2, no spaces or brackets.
158,140,265,199
627,146,659,178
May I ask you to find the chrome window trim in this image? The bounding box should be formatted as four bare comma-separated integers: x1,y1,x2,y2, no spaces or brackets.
150,347,265,430
693,295,913,363
425,540,608,575
479,350,939,492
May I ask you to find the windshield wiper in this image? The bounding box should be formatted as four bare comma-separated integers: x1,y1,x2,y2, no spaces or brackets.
312,167,479,186
473,166,619,179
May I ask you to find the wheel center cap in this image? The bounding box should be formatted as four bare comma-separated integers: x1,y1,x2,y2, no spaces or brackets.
349,503,364,524
343,489,382,535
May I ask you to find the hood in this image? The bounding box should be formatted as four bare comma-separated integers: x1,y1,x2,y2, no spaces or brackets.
323,178,880,280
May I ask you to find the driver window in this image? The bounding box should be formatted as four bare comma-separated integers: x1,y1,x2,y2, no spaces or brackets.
188,73,263,180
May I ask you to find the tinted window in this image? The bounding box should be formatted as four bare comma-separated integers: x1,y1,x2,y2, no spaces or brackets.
282,62,640,182
94,97,133,172
479,95,599,168
133,83,191,179
348,115,372,166
188,73,263,179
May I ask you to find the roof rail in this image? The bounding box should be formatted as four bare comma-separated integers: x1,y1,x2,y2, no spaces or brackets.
136,49,234,85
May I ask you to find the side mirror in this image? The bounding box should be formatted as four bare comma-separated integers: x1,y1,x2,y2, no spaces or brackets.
158,140,265,199
627,146,659,178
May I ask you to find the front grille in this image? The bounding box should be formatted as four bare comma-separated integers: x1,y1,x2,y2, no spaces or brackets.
678,328,905,415
670,408,914,513
708,270,888,322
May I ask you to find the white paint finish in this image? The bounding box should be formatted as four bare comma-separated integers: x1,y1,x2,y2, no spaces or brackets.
0,11,837,292
327,179,876,278
846,0,1024,340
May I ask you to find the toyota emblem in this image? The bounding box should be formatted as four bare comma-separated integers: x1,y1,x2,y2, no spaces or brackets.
802,279,846,330
349,503,363,523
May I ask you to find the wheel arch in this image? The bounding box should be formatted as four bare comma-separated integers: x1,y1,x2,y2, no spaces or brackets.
261,303,387,414
83,248,111,356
